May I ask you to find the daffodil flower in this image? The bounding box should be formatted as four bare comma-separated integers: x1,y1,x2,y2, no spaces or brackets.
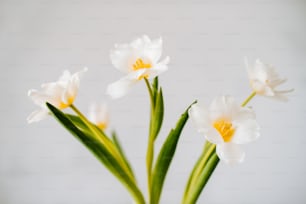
107,35,170,99
245,58,293,101
88,103,109,130
27,68,87,123
189,96,260,164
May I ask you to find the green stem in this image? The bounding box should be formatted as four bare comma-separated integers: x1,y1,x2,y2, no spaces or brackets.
144,78,155,200
145,78,154,108
241,91,256,107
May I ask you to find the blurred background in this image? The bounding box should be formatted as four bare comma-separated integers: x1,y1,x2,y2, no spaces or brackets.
0,0,305,203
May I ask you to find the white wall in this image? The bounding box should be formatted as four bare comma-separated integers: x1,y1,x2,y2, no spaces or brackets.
0,0,305,203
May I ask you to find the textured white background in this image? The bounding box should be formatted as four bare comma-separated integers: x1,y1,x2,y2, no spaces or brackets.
0,0,305,203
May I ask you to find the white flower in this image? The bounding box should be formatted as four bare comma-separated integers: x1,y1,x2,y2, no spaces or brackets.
27,68,87,123
107,35,170,99
189,96,260,164
88,103,109,130
245,58,293,101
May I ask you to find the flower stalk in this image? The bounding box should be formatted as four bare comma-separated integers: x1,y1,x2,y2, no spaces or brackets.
241,91,256,107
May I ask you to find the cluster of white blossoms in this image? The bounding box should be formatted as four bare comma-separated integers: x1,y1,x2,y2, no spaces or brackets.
27,35,292,164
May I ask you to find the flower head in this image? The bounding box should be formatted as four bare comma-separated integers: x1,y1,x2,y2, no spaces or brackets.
246,58,293,101
88,103,109,130
27,68,87,123
107,35,170,99
189,96,260,164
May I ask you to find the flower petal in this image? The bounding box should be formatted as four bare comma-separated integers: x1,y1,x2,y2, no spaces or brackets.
251,80,274,96
110,44,133,73
232,107,256,123
27,109,49,123
205,127,224,144
28,89,61,108
107,77,137,99
147,57,170,79
143,36,163,63
232,119,260,144
58,70,71,82
216,143,245,164
88,103,109,128
188,103,210,134
209,95,240,121
62,68,87,105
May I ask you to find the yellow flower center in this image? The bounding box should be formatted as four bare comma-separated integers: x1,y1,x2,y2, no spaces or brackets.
59,97,74,109
97,122,107,130
133,58,151,70
132,58,152,80
213,119,235,142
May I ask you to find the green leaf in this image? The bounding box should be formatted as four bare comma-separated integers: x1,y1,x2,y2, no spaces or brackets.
151,88,164,141
183,141,214,200
150,101,196,204
46,103,145,204
152,77,159,104
184,153,219,204
65,114,90,132
112,131,135,179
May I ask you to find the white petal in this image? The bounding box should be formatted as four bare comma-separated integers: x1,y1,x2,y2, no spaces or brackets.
88,103,109,126
147,61,169,79
58,70,71,82
261,85,275,96
209,95,240,121
143,37,163,63
28,89,61,108
216,143,245,164
270,78,287,87
110,44,133,73
232,119,260,144
251,80,274,96
205,127,224,144
188,103,210,133
28,89,48,107
27,109,49,123
232,107,256,123
266,90,293,102
62,68,87,105
107,77,137,99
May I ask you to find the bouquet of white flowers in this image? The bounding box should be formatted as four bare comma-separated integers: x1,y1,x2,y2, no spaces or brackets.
27,35,293,204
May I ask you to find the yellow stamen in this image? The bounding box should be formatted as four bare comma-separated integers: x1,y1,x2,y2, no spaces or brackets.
213,119,235,142
133,58,151,70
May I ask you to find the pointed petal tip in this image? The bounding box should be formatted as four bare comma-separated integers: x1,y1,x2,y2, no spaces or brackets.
28,89,36,96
